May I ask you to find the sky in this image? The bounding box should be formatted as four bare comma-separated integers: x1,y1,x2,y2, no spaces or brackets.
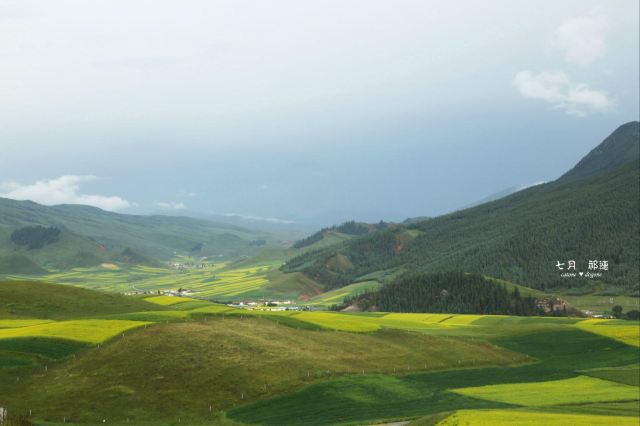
0,0,638,228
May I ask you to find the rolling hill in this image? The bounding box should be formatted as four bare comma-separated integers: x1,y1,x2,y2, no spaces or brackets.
284,122,640,292
0,199,277,272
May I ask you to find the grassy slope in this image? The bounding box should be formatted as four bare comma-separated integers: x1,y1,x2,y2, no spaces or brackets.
303,280,382,307
1,317,525,424
228,326,639,425
0,280,160,319
451,375,639,406
433,409,639,426
0,282,637,425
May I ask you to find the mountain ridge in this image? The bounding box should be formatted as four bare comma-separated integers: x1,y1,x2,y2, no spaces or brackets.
284,121,640,291
0,198,277,273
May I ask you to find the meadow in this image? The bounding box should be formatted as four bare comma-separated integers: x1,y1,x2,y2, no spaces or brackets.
428,409,639,426
301,280,382,308
0,279,637,425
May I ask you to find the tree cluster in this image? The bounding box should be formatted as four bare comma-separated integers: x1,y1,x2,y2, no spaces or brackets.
10,226,61,250
335,272,541,315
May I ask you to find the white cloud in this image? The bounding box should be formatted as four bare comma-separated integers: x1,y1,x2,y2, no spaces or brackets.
0,175,131,211
554,14,608,66
513,71,612,117
156,201,186,210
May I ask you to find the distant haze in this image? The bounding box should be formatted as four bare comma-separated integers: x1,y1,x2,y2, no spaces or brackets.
0,0,638,228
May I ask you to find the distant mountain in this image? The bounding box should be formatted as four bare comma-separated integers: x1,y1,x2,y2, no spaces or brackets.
284,122,640,292
0,199,276,273
292,221,392,250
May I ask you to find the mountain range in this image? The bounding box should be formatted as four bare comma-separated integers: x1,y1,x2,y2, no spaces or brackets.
0,199,275,273
284,121,640,293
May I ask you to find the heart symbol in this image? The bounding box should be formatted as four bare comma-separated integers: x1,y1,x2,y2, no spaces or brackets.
579,272,584,276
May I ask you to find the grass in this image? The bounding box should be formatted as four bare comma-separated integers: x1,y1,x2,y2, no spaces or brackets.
1,279,639,425
302,280,381,307
450,375,639,407
580,364,640,386
10,261,323,302
228,328,640,425
0,337,90,360
0,319,53,328
0,317,526,424
143,295,195,306
575,319,640,347
433,409,639,426
561,293,640,314
0,319,150,344
0,280,159,319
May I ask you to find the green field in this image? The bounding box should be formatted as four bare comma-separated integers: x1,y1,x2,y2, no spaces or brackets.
0,319,149,344
451,375,639,406
6,260,323,302
0,279,638,425
302,280,382,307
431,409,639,426
559,293,640,313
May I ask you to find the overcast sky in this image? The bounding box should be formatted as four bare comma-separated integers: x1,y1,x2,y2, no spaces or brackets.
1,0,638,227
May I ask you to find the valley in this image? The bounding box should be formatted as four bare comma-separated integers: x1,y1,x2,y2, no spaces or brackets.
0,122,638,425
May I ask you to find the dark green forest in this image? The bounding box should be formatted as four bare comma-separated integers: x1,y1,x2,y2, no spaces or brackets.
335,272,541,315
11,226,61,250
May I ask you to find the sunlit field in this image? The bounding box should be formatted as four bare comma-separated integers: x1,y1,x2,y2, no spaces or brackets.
6,261,290,300
0,319,149,344
451,375,639,406
0,278,638,425
432,409,639,426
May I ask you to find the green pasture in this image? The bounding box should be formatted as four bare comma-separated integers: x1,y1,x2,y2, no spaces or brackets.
302,280,381,307
432,409,639,426
228,327,639,425
451,375,639,407
576,318,640,347
0,317,526,425
0,319,149,344
6,260,322,302
0,278,638,425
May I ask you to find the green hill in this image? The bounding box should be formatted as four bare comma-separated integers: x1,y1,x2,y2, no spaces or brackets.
292,221,392,250
0,199,277,272
0,280,160,319
0,254,47,275
284,122,640,292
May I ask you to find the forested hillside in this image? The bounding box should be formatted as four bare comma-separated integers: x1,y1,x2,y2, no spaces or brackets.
285,122,640,292
336,272,541,315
